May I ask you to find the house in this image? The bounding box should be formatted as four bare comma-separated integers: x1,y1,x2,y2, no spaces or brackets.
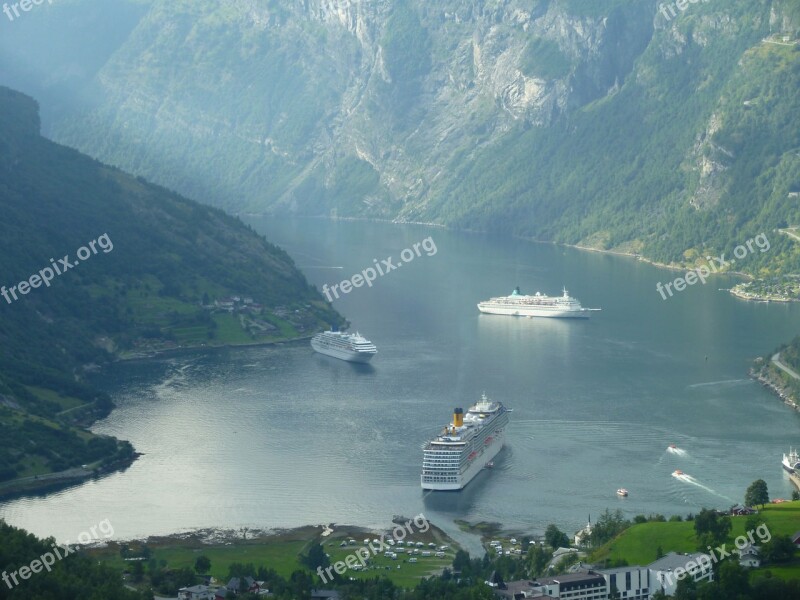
178,585,215,600
736,543,761,568
243,577,267,593
791,530,800,548
310,590,341,600
484,570,506,589
215,298,235,311
729,505,756,516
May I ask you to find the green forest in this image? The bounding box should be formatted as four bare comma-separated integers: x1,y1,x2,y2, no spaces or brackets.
0,87,343,490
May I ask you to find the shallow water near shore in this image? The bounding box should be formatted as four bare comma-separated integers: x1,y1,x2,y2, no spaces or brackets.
2,218,799,550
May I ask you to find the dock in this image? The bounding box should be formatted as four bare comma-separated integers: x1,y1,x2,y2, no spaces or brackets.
789,471,800,492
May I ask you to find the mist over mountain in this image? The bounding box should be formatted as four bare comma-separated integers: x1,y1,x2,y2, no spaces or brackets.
1,0,799,273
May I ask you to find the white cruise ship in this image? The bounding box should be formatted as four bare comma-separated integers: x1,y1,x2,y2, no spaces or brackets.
421,394,509,491
310,331,377,363
477,286,600,318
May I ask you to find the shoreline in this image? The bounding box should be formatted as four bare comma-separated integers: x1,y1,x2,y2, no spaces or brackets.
2,332,326,502
751,367,800,413
116,332,318,362
245,214,786,302
0,452,142,501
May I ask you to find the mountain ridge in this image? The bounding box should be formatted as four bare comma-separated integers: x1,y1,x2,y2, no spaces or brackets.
0,86,343,493
1,0,798,278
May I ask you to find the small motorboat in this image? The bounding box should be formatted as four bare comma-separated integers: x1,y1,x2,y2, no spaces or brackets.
485,461,495,469
669,444,677,449
673,469,684,476
616,488,628,497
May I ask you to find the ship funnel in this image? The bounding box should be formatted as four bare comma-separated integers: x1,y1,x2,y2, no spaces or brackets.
453,408,463,428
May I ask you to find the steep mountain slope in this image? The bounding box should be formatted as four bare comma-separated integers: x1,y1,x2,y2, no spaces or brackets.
0,86,342,490
1,0,799,274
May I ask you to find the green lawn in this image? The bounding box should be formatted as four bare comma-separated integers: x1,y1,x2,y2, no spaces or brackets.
591,502,800,579
323,539,453,588
90,526,458,590
93,539,310,580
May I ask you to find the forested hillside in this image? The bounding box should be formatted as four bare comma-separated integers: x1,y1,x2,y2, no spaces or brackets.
0,87,342,491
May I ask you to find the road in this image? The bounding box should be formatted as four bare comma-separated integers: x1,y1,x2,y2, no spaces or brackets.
772,353,800,380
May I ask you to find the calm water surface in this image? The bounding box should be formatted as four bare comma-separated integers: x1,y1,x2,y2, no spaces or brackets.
2,219,799,549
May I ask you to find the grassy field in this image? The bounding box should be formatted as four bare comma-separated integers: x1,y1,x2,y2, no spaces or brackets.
322,535,454,588
90,531,315,581
88,522,459,590
591,502,800,580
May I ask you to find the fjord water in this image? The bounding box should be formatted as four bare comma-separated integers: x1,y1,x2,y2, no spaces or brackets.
2,219,800,547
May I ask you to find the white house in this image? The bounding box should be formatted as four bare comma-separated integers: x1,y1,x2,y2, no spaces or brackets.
178,585,215,600
736,543,761,568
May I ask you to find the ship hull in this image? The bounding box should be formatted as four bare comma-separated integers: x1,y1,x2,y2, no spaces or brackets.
311,340,375,363
421,430,505,491
477,303,591,319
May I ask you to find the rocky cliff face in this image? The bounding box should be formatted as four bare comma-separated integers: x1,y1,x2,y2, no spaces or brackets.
5,0,799,271
43,0,658,218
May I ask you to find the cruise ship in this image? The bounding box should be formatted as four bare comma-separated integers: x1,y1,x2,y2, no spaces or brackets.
310,331,377,363
477,287,600,318
421,394,510,491
782,448,800,473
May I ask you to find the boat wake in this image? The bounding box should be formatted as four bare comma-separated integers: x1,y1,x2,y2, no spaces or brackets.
666,446,687,457
687,379,751,389
671,472,732,501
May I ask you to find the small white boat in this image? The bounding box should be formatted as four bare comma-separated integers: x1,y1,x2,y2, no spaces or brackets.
616,488,628,497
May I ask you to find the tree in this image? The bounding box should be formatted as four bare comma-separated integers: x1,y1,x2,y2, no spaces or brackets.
792,490,799,501
527,543,550,577
717,560,750,598
194,555,211,575
589,509,630,547
544,524,570,549
694,508,731,549
131,560,144,583
674,576,698,600
301,543,329,572
761,534,796,564
745,479,769,508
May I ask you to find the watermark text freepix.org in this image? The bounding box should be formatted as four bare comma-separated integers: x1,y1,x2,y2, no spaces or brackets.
658,0,710,22
322,236,437,302
317,513,430,584
2,518,114,590
656,233,769,300
3,0,54,23
1,233,114,305
661,522,771,588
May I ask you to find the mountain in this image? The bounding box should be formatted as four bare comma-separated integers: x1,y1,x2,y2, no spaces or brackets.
0,86,342,491
1,0,799,276
0,0,800,275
